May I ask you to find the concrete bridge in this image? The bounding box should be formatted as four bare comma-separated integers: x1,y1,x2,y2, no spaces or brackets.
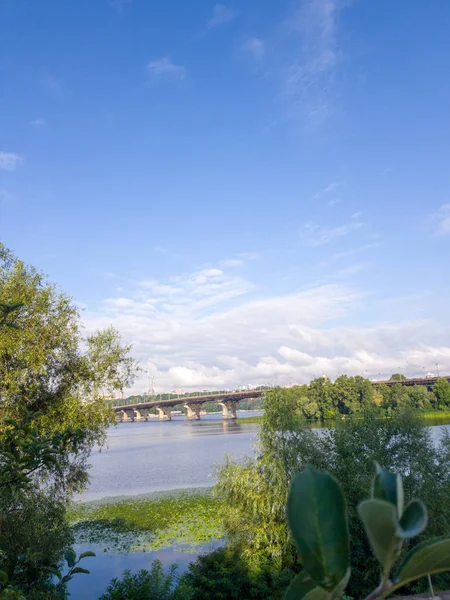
113,389,265,422
113,375,450,422
374,375,450,390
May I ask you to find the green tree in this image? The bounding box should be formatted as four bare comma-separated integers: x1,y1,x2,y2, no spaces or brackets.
99,561,191,600
406,385,432,410
389,373,407,381
308,377,335,419
387,383,409,410
181,547,291,600
0,243,139,494
432,378,450,409
0,244,139,595
216,403,450,597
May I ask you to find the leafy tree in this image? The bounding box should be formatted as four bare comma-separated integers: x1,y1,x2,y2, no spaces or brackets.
0,243,139,495
406,385,432,410
0,244,139,596
389,373,407,381
181,547,291,600
99,561,191,600
216,403,450,597
308,377,335,419
387,383,409,410
432,378,450,409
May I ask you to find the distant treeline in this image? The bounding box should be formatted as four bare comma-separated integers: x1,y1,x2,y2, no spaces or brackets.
108,375,450,420
274,374,450,421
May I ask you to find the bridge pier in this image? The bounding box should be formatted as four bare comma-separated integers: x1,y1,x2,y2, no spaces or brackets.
156,407,172,421
184,404,201,420
122,409,136,422
135,408,152,421
218,400,237,420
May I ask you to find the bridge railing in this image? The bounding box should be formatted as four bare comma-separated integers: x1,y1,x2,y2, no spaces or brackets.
107,386,270,407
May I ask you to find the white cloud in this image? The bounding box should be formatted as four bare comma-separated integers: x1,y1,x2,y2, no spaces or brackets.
299,217,363,246
282,0,347,125
241,38,265,60
30,118,45,127
206,4,237,30
436,204,450,235
0,152,22,171
83,260,450,393
312,180,345,201
147,57,186,84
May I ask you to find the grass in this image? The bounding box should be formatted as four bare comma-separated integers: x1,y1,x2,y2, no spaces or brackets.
67,487,224,554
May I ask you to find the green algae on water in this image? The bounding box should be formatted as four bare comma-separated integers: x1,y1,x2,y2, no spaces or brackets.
67,487,224,554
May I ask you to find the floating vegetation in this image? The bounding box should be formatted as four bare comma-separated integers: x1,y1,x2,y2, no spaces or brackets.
67,488,224,554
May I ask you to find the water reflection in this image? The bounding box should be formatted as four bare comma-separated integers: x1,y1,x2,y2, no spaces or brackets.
81,412,261,501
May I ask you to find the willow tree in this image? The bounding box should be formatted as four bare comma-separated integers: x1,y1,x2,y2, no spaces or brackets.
0,242,139,494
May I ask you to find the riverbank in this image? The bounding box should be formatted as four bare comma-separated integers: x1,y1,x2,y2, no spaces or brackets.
241,409,450,427
67,487,224,554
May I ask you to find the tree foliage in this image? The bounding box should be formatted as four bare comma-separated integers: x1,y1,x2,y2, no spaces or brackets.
216,401,450,597
0,244,139,597
286,465,450,600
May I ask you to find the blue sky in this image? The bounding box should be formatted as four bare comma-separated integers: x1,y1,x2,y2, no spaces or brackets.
2,0,450,392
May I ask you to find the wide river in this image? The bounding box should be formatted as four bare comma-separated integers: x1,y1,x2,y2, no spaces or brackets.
70,413,450,598
80,411,262,501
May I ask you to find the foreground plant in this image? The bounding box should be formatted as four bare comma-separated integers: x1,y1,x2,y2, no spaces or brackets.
285,465,450,600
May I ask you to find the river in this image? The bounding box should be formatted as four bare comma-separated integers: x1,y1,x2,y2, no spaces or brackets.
69,413,450,598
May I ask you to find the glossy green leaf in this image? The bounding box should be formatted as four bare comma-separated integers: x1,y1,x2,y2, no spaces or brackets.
372,465,404,517
287,467,349,591
64,548,76,568
70,567,90,575
394,538,450,588
358,499,399,573
79,551,96,560
284,572,316,600
330,568,351,599
397,500,427,539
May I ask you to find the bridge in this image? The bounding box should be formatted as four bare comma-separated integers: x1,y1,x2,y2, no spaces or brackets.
374,375,450,389
113,375,450,422
113,389,265,422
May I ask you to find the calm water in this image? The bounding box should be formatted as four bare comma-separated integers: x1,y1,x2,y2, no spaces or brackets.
70,414,450,598
80,411,261,501
70,412,260,598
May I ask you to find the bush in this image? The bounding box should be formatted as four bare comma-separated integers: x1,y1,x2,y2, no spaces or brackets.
99,560,191,600
181,547,292,600
216,404,450,597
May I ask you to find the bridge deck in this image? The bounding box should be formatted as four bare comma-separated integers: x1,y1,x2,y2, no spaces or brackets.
113,389,265,412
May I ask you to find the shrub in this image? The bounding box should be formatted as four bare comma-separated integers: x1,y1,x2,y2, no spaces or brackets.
181,547,292,600
99,560,192,600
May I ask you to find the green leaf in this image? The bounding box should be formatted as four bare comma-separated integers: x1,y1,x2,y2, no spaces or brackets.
287,467,349,591
303,587,331,600
78,551,96,559
330,568,351,599
285,584,331,600
397,500,427,539
44,566,62,580
358,499,399,574
70,567,90,575
0,570,9,585
284,572,316,600
64,548,76,568
394,538,450,588
372,465,404,517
